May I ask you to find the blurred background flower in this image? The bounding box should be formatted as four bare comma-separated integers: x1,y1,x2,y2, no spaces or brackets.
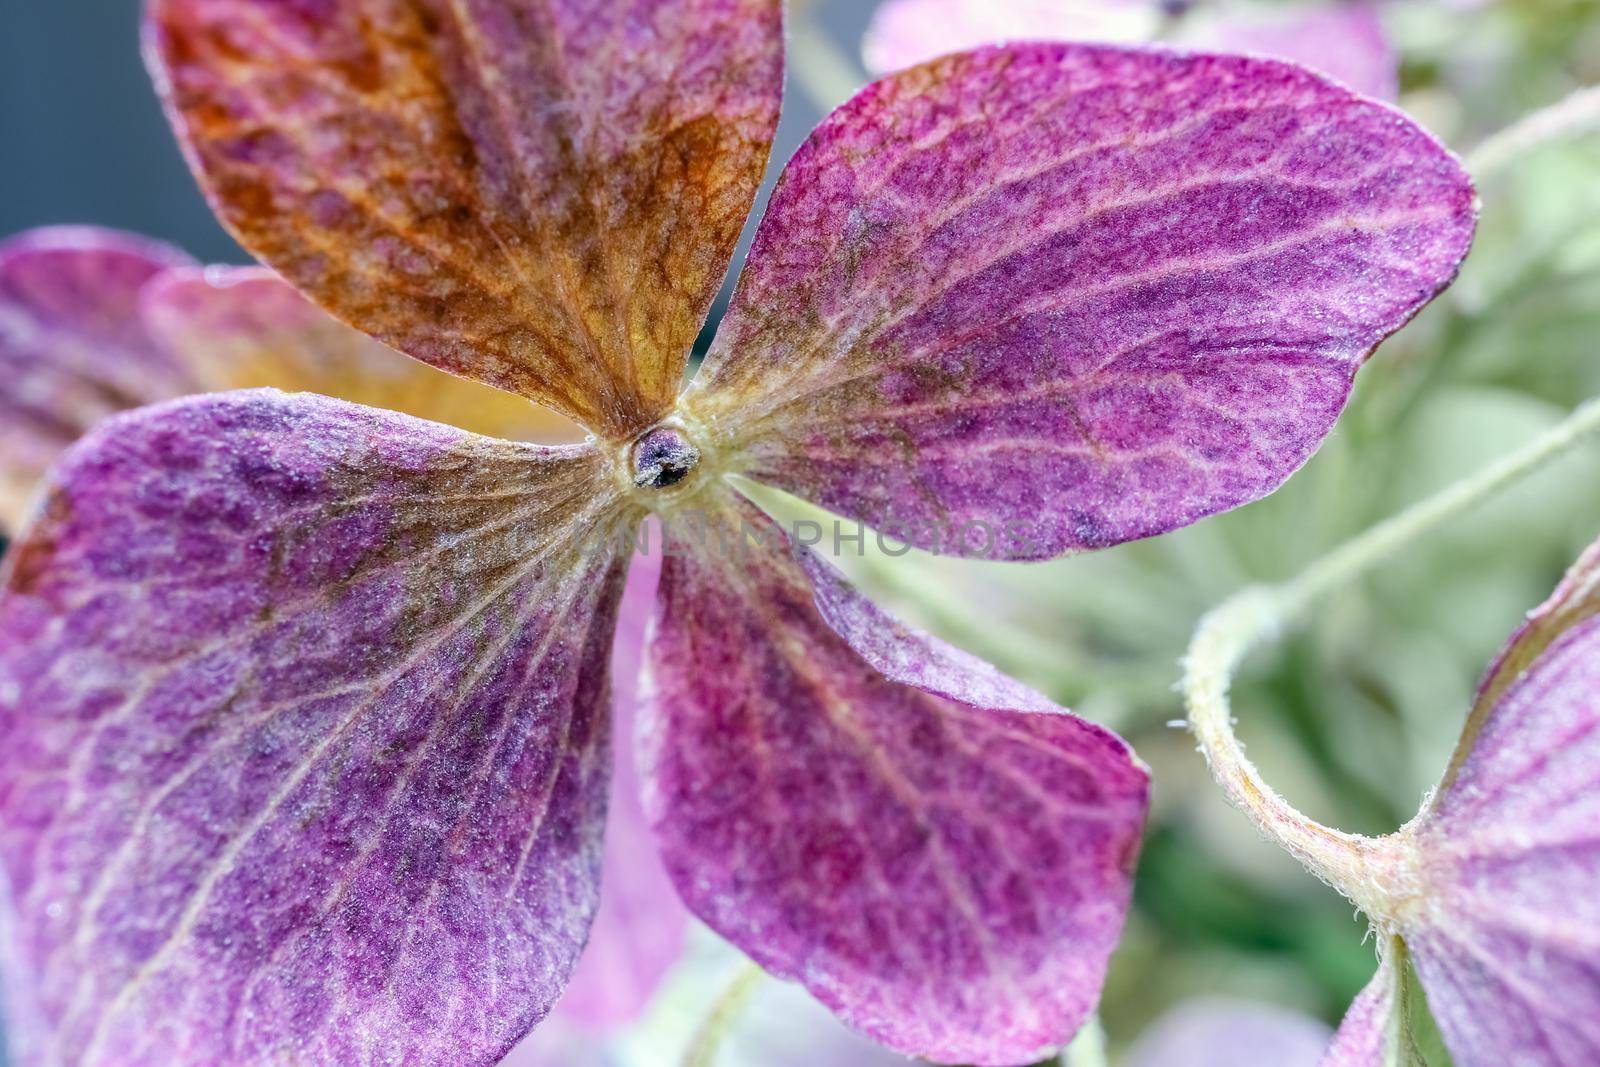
5,1,1600,1063
862,0,1397,99
1122,997,1331,1067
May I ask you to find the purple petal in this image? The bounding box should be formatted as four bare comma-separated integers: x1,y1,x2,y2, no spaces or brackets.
1396,539,1600,1066
545,538,689,1029
147,0,783,439
0,391,631,1065
141,266,584,443
0,227,196,531
501,542,689,1067
1320,950,1407,1067
1203,6,1399,102
640,492,1148,1063
1126,997,1331,1067
684,43,1474,561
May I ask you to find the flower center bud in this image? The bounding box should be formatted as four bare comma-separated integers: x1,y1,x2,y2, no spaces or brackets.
629,424,701,490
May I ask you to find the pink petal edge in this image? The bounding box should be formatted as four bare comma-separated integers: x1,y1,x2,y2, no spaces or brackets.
640,491,1148,1063
1319,946,1408,1067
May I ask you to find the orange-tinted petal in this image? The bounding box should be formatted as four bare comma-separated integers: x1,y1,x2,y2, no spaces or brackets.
143,266,584,442
147,0,783,439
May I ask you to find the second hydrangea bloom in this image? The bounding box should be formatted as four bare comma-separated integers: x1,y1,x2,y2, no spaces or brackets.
0,1,1473,1064
1322,534,1600,1066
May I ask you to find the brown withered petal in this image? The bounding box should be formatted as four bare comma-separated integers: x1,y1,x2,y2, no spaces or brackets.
146,0,783,439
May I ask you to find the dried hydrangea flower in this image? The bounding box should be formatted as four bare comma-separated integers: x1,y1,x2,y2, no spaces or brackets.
1321,535,1600,1066
0,2,1473,1063
0,226,573,532
864,0,1399,100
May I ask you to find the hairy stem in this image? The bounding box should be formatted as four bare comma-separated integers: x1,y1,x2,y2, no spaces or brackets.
1182,396,1600,917
1470,83,1600,178
680,961,766,1067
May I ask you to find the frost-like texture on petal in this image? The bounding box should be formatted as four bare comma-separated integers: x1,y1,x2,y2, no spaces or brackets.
0,392,631,1065
641,494,1148,1063
142,266,582,443
148,0,783,439
500,547,685,1067
548,542,689,1028
686,43,1474,560
1203,6,1399,102
1320,951,1406,1067
1395,538,1600,1066
1127,997,1331,1067
863,0,1157,74
0,227,195,532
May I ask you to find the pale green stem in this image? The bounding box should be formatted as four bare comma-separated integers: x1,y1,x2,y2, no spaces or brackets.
788,9,868,113
1469,83,1600,178
1182,396,1600,917
1064,1015,1110,1067
680,962,766,1067
1384,937,1430,1067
